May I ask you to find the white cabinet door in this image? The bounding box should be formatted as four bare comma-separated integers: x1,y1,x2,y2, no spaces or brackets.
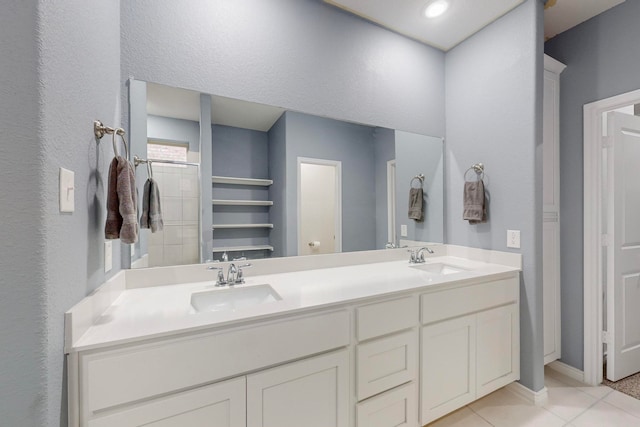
421,314,476,425
543,219,561,364
476,304,520,398
247,349,349,427
87,377,245,427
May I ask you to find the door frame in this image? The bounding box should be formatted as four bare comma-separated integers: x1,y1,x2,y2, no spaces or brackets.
297,157,342,255
583,88,640,385
387,160,397,245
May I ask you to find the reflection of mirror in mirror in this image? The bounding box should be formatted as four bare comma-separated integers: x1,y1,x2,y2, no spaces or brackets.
130,81,444,269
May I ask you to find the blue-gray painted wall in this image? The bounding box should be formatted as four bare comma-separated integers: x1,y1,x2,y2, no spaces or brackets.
148,115,200,153
395,131,444,245
212,125,271,253
445,0,544,391
0,1,121,425
268,115,288,257
284,111,377,255
544,0,639,371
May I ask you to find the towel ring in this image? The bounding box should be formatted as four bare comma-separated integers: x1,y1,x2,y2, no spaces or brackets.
410,174,425,189
112,128,129,159
464,163,485,182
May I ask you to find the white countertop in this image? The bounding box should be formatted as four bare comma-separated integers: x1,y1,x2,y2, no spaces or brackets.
69,256,519,352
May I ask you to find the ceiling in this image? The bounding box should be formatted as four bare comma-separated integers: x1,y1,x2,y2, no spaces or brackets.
146,83,285,132
325,0,626,50
543,0,625,40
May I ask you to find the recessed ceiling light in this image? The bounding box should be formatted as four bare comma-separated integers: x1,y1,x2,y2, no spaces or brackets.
424,0,450,18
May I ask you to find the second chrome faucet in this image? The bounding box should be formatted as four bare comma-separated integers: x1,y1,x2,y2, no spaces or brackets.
407,247,434,264
208,262,252,287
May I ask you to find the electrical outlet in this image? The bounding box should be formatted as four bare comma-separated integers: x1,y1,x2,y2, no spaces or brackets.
401,224,408,237
507,230,521,249
104,241,113,272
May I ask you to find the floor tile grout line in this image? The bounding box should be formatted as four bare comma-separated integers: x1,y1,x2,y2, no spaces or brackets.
600,391,640,420
465,403,496,426
560,383,622,425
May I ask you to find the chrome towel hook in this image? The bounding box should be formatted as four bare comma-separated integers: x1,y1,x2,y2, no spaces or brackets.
94,120,128,158
464,163,485,181
410,174,425,188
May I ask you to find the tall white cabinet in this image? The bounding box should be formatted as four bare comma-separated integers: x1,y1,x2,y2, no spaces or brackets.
543,54,566,365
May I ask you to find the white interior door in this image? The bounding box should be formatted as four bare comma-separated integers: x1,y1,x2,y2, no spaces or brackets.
298,158,342,255
606,111,640,381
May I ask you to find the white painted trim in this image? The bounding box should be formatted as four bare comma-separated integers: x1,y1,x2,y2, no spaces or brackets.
543,54,566,75
547,360,585,383
583,87,640,386
505,382,548,406
297,157,343,255
387,160,397,245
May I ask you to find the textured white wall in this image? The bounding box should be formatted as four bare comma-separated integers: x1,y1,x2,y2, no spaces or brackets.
120,0,446,137
445,0,544,391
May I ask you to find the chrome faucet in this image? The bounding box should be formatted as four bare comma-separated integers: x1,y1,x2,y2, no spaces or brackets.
208,263,252,286
227,263,238,285
408,246,434,264
207,266,227,286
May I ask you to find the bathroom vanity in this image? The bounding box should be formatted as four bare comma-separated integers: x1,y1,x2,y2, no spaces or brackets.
65,246,521,427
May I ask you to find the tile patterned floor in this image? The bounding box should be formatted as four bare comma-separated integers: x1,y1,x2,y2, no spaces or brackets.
427,367,640,426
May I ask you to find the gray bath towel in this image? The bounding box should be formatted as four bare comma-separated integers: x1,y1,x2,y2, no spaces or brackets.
408,188,424,221
104,156,139,243
140,178,163,232
463,180,486,224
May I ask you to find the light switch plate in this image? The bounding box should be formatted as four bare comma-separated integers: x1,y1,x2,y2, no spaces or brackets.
59,168,75,212
104,241,113,272
401,224,408,237
507,230,521,249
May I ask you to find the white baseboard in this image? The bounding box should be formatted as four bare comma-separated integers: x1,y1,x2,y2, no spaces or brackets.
505,382,548,406
547,360,585,383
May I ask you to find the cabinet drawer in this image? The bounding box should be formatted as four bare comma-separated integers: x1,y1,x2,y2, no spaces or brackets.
356,382,417,427
421,276,518,325
357,329,417,401
80,310,349,417
357,295,418,341
87,376,245,427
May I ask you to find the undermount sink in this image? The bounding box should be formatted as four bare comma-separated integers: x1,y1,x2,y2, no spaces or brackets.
191,284,282,313
410,262,467,275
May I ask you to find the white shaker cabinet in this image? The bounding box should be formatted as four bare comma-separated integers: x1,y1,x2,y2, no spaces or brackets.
87,377,246,427
420,277,520,425
421,314,476,423
543,54,566,364
247,349,349,427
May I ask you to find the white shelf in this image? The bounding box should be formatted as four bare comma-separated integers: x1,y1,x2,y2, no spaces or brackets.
212,176,273,186
212,245,274,253
212,199,273,206
212,224,274,229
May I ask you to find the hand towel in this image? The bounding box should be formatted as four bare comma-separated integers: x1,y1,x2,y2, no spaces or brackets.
463,180,486,224
408,187,424,221
105,157,123,239
140,178,163,232
116,156,139,244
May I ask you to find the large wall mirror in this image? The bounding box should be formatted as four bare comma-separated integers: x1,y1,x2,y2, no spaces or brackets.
128,80,444,269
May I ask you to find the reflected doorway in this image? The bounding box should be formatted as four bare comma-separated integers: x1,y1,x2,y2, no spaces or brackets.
297,157,342,256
